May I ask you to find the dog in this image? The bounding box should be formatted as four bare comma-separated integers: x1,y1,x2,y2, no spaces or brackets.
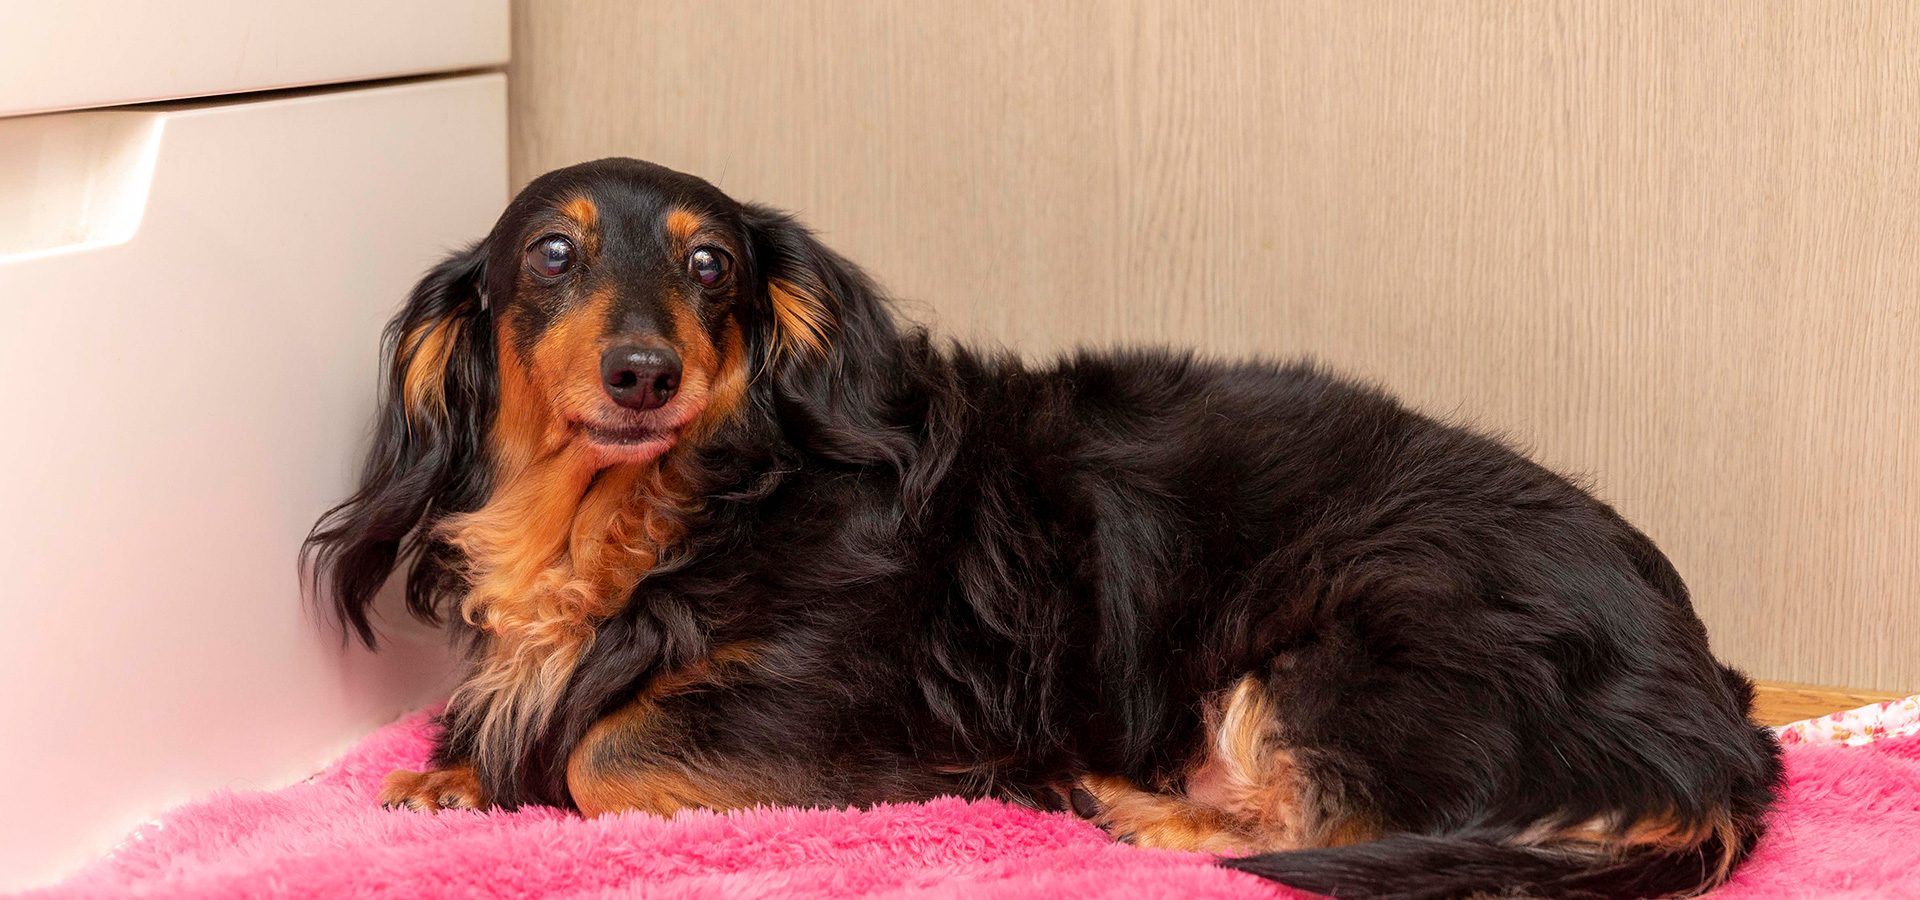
305,157,1782,900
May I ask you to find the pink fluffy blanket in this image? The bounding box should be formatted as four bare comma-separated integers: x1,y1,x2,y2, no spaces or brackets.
24,711,1920,899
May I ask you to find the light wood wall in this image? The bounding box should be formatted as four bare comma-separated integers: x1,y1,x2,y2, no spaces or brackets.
509,2,1920,693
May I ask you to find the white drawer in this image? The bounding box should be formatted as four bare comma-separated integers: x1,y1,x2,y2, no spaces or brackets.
0,73,504,890
0,0,508,118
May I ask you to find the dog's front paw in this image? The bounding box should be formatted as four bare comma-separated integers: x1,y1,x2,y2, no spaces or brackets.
379,765,489,812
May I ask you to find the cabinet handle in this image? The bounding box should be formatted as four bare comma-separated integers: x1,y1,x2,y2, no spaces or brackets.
0,111,162,263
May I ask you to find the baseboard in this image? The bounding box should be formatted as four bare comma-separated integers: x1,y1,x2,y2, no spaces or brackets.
1751,681,1908,727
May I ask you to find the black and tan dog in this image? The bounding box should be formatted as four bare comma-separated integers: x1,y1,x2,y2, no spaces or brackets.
306,158,1781,899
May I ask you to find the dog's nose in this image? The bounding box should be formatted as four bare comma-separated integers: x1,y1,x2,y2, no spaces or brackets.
600,344,681,410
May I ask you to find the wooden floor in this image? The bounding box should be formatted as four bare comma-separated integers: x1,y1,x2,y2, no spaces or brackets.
1751,681,1907,727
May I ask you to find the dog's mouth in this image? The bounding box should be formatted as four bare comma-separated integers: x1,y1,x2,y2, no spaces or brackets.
580,421,673,446
573,419,680,466
573,403,700,464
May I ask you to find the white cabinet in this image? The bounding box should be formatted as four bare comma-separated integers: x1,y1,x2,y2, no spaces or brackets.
0,1,508,117
0,7,505,889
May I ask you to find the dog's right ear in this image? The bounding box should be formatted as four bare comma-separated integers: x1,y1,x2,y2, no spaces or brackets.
304,241,496,647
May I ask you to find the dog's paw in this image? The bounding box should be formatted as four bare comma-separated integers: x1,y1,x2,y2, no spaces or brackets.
378,766,488,812
1069,773,1263,852
1049,775,1135,843
1066,774,1137,841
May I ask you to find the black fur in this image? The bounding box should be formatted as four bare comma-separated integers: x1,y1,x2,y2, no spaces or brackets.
308,158,1782,900
1220,828,1750,900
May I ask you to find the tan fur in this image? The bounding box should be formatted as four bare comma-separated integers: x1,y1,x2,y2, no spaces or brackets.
400,317,463,422
1183,676,1334,844
664,207,702,255
561,195,598,229
566,644,768,817
768,278,832,361
573,765,758,819
1078,676,1370,854
442,451,698,776
675,307,751,444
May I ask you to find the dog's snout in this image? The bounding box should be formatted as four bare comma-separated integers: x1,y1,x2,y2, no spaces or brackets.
600,344,682,411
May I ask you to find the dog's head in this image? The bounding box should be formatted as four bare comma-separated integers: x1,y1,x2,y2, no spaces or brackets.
446,158,840,467
306,158,886,645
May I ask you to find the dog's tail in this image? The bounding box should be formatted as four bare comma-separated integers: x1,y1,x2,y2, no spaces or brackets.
1218,815,1761,900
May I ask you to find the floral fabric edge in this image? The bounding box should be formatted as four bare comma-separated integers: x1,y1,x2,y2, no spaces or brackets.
1775,694,1920,746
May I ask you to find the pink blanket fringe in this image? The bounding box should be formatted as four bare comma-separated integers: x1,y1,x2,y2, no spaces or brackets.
23,710,1920,899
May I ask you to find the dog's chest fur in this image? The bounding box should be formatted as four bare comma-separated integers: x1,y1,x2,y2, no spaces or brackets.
440,450,697,775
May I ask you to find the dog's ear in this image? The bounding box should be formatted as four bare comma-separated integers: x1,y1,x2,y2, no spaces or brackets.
304,241,496,647
740,205,918,469
742,205,898,374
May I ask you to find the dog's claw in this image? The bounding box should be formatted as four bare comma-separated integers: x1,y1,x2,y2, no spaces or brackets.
1069,785,1103,820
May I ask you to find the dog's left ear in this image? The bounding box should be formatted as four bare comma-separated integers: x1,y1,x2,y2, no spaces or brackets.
742,205,839,365
740,204,920,472
742,204,907,373
304,241,496,647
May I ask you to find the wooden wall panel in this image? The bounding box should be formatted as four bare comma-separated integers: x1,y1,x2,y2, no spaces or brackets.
509,2,1920,692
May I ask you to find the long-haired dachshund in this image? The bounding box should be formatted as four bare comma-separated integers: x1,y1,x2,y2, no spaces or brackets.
307,158,1781,900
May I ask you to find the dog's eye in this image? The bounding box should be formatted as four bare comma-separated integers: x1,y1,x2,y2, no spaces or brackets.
689,247,730,287
526,235,575,278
